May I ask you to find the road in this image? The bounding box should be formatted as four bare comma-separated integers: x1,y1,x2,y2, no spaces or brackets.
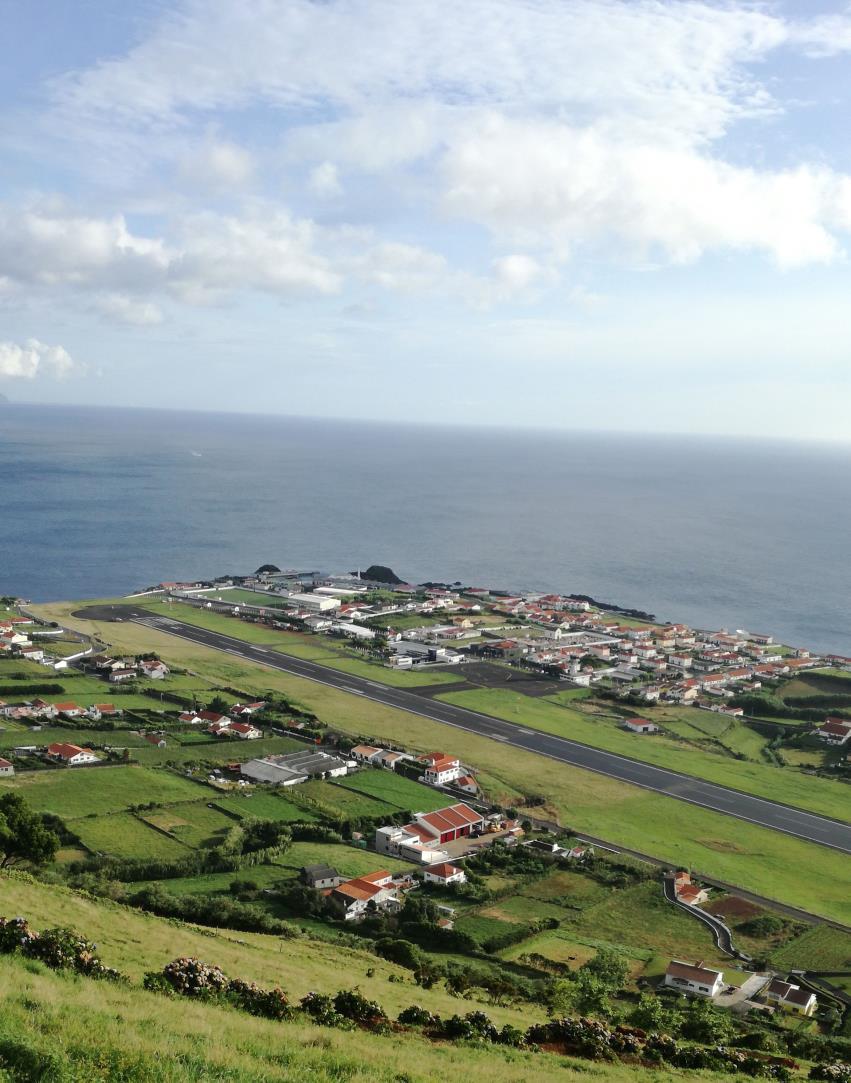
77,604,851,856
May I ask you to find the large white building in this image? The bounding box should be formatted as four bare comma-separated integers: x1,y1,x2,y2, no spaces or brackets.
241,749,349,785
285,593,340,612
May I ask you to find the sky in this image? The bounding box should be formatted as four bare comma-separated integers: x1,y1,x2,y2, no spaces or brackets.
1,0,851,439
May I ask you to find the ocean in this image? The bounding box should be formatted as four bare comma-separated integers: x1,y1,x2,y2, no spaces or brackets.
1,403,849,654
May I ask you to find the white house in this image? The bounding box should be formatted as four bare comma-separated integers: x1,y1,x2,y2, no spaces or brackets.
46,743,100,767
664,960,724,998
423,862,466,886
349,744,384,763
0,757,15,777
814,718,851,746
420,752,464,786
139,659,169,679
625,717,657,734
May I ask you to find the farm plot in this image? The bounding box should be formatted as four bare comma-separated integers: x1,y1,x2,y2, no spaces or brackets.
770,924,851,971
335,769,449,812
273,841,410,878
72,813,191,860
0,765,205,819
292,780,395,820
141,802,237,848
213,792,317,823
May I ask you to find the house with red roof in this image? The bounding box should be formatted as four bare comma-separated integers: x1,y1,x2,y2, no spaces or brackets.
46,743,99,766
420,752,464,786
0,757,14,777
625,717,657,734
328,870,398,921
423,862,466,886
814,718,851,746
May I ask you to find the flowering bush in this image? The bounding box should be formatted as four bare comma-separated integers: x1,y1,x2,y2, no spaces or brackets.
226,978,290,1020
0,916,122,981
0,917,38,955
810,1066,851,1083
155,957,229,998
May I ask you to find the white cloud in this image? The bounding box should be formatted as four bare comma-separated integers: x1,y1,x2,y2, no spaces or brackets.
443,115,851,267
308,161,343,198
95,294,164,326
0,203,340,305
0,338,78,379
178,138,254,189
492,254,546,291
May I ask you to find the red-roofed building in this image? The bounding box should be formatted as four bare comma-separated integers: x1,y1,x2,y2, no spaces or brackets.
0,757,14,777
814,718,851,745
423,862,466,886
46,743,99,766
421,753,464,786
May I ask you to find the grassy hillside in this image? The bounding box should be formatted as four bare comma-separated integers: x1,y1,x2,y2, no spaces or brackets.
0,954,741,1083
0,874,773,1083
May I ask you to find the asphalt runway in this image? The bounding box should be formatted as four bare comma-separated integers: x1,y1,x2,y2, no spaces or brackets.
75,604,851,855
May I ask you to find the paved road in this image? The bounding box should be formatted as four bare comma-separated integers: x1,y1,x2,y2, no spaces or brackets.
77,605,851,856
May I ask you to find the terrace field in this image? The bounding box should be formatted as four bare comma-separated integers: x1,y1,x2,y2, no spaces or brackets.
212,791,318,822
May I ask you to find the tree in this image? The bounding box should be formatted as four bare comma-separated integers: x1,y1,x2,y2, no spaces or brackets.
680,996,733,1043
0,793,59,868
208,694,231,714
630,993,681,1035
581,947,629,991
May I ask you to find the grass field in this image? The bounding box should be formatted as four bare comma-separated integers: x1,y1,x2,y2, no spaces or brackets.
769,924,851,971
293,779,395,820
0,764,205,819
0,725,151,751
141,802,237,848
212,791,318,822
436,687,851,822
273,841,410,878
30,600,851,924
72,812,191,860
334,769,450,811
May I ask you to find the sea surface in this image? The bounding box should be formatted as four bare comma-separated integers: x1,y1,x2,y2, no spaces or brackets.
1,403,849,654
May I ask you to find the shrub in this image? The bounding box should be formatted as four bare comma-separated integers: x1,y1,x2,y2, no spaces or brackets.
333,989,387,1026
155,957,229,998
226,978,290,1020
0,917,38,955
398,1005,439,1027
810,1066,851,1083
299,991,352,1029
441,1011,499,1044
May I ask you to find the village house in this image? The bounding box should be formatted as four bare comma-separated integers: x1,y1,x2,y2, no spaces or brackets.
349,744,384,763
0,757,15,777
764,978,818,1016
139,659,169,679
328,871,398,921
625,717,657,734
46,743,100,767
814,718,851,745
55,702,83,718
664,960,725,998
226,721,262,739
143,734,167,748
108,667,137,683
420,752,465,786
300,864,342,890
423,862,466,886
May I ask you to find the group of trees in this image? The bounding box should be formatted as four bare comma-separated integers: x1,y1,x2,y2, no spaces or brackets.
0,794,59,869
